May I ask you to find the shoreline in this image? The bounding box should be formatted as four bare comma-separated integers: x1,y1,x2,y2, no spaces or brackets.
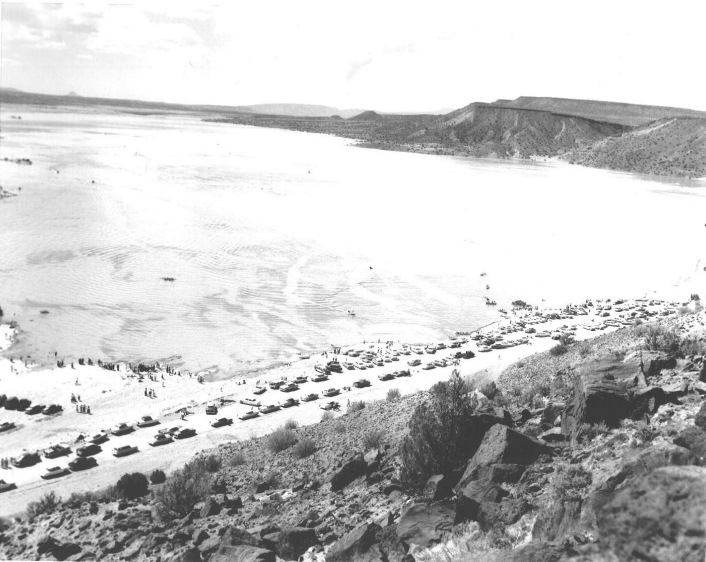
0,295,689,516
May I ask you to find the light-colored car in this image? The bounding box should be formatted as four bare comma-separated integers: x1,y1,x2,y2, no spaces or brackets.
112,445,138,457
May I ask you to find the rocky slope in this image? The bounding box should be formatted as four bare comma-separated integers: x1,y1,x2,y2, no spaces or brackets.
2,312,706,562
561,117,706,178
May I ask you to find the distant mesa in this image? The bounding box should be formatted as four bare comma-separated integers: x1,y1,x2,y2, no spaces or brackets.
349,110,383,121
161,277,176,282
330,115,344,120
67,91,79,97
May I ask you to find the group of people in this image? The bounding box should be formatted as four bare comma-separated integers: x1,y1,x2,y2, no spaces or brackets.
1,458,13,469
76,403,91,414
144,388,157,398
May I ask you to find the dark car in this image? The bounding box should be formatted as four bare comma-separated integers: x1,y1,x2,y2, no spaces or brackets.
378,373,395,381
25,404,45,415
44,445,72,459
69,456,98,471
89,433,109,445
76,444,102,457
353,379,371,388
0,480,18,493
211,417,233,428
42,404,63,415
174,428,196,440
394,370,411,377
12,452,41,468
206,405,218,415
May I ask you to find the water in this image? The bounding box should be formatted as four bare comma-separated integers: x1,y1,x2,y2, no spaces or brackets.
1,107,705,373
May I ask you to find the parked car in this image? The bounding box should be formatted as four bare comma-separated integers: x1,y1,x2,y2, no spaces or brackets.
319,401,340,411
211,417,233,428
259,404,281,414
378,373,395,381
280,382,299,392
311,374,329,382
25,404,45,415
240,397,261,407
44,445,71,459
0,480,17,493
281,398,299,408
301,393,319,402
111,423,134,436
353,379,371,388
394,370,411,377
42,404,63,415
76,444,102,457
41,466,71,480
253,386,267,395
69,457,98,471
112,445,138,457
238,410,259,421
269,381,284,390
322,388,340,397
0,421,17,433
174,428,196,440
12,452,40,468
89,433,109,444
136,416,160,428
150,433,173,446
407,359,421,367
206,405,218,415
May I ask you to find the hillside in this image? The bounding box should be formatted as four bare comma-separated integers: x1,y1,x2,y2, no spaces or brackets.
410,103,630,158
349,110,384,121
561,116,706,178
3,312,706,562
240,104,364,119
493,96,706,127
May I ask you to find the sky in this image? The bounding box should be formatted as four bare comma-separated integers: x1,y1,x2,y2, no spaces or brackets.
2,1,706,113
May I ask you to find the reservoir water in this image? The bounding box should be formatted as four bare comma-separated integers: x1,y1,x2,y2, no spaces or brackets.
1,107,705,374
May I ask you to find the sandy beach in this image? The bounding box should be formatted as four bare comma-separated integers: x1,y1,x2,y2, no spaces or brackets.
1,297,685,517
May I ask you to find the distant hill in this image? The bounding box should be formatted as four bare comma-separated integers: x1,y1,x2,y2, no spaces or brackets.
412,103,629,158
491,96,706,127
349,110,383,121
67,91,79,97
237,103,364,119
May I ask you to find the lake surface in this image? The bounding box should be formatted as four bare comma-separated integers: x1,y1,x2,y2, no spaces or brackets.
1,107,705,374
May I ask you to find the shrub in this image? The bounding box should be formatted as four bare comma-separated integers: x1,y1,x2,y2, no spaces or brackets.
635,323,681,355
292,437,316,459
553,464,593,499
362,429,384,450
550,342,568,356
399,370,480,490
573,422,610,445
691,294,701,302
155,460,212,521
284,419,299,430
116,472,149,500
26,491,61,519
577,342,592,358
680,336,706,357
150,469,167,484
479,381,498,400
525,327,536,334
348,400,366,413
334,422,346,434
266,426,298,453
192,454,222,474
321,411,334,422
228,451,246,467
17,398,31,411
387,388,401,402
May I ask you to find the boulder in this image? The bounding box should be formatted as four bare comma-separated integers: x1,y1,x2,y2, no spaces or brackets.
249,482,271,495
396,500,455,549
277,526,319,560
209,546,275,562
326,522,382,562
456,425,550,492
423,474,453,500
180,547,202,562
532,498,583,542
456,480,508,522
598,466,706,562
219,527,266,549
581,443,693,534
673,426,706,462
478,499,529,529
200,497,222,518
694,401,706,431
494,540,569,562
561,359,637,434
630,385,683,419
37,536,82,561
331,456,367,492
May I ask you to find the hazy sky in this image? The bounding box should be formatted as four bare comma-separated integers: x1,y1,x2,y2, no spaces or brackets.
2,1,705,112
